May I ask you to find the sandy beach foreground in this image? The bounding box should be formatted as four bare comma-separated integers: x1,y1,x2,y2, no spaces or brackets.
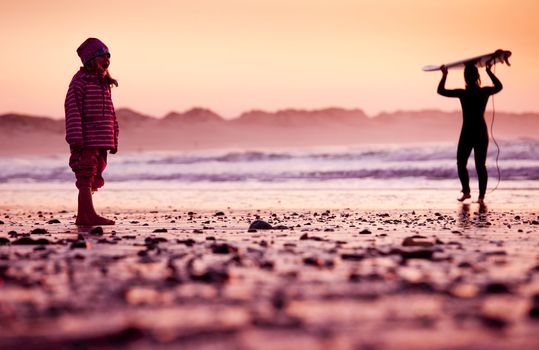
0,206,538,349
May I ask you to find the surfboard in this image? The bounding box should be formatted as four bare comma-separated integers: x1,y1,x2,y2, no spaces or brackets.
422,49,511,72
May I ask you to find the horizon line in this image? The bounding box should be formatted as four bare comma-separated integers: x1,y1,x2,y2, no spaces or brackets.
3,106,539,121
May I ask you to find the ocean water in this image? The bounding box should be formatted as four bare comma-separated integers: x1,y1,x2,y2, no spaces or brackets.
1,139,538,210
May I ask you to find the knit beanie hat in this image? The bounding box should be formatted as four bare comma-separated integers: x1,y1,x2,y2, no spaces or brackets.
77,38,110,65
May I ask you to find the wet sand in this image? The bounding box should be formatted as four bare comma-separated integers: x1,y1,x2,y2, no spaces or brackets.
1,206,539,349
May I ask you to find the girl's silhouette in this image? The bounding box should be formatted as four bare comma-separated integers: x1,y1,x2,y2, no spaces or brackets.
65,38,119,225
437,61,502,204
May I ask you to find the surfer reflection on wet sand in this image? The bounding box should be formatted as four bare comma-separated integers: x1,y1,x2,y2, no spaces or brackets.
459,202,488,229
437,61,503,205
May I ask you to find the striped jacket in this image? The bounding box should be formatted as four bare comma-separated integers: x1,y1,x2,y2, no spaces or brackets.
64,69,119,150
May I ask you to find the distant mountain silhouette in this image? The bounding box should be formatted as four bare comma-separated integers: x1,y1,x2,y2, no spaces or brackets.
1,107,538,155
0,113,64,133
162,108,225,124
234,108,368,127
115,108,155,126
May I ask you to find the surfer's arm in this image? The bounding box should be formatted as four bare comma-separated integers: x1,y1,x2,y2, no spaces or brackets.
437,73,461,98
485,66,503,94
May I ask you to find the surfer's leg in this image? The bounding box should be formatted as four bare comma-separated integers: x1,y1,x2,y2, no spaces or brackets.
457,137,473,199
457,193,472,202
474,137,489,200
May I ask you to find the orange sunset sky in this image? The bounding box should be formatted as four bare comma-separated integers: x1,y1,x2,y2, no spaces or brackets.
1,0,538,119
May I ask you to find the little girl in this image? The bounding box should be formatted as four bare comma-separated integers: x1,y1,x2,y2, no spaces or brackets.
65,38,119,225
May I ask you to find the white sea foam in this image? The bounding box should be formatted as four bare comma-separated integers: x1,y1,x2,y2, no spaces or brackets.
0,139,538,184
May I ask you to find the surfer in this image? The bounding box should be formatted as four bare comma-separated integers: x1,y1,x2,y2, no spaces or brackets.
437,62,503,204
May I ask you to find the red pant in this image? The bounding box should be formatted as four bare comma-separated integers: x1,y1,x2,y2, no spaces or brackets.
69,148,108,191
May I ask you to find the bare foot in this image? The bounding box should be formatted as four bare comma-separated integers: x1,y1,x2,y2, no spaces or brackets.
76,214,115,226
477,197,485,205
76,187,114,225
457,193,471,202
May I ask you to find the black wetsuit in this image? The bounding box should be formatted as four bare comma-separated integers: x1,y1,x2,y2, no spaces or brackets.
438,70,502,198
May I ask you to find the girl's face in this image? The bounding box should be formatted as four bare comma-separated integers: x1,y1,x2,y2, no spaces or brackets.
93,53,110,72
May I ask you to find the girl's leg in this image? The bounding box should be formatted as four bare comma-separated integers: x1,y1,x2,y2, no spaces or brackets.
91,149,108,192
74,149,114,226
474,138,489,200
457,137,473,199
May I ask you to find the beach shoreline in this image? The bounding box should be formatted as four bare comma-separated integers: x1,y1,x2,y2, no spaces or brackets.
1,205,538,349
1,183,537,212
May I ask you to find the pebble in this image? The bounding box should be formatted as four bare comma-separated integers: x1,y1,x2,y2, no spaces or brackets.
478,314,509,329
341,253,364,261
13,237,50,245
529,294,539,319
70,240,90,249
177,239,196,246
399,248,435,260
31,228,48,235
90,227,104,235
211,243,238,254
402,235,434,247
299,233,324,241
303,257,322,267
483,282,512,294
145,237,168,245
249,220,273,230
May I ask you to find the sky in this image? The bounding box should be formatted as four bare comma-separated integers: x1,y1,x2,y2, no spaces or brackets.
1,0,538,119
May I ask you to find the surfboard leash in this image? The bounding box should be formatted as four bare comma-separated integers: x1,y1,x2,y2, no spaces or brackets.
489,64,501,194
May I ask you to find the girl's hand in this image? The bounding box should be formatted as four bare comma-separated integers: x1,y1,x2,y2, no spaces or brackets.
441,65,448,76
